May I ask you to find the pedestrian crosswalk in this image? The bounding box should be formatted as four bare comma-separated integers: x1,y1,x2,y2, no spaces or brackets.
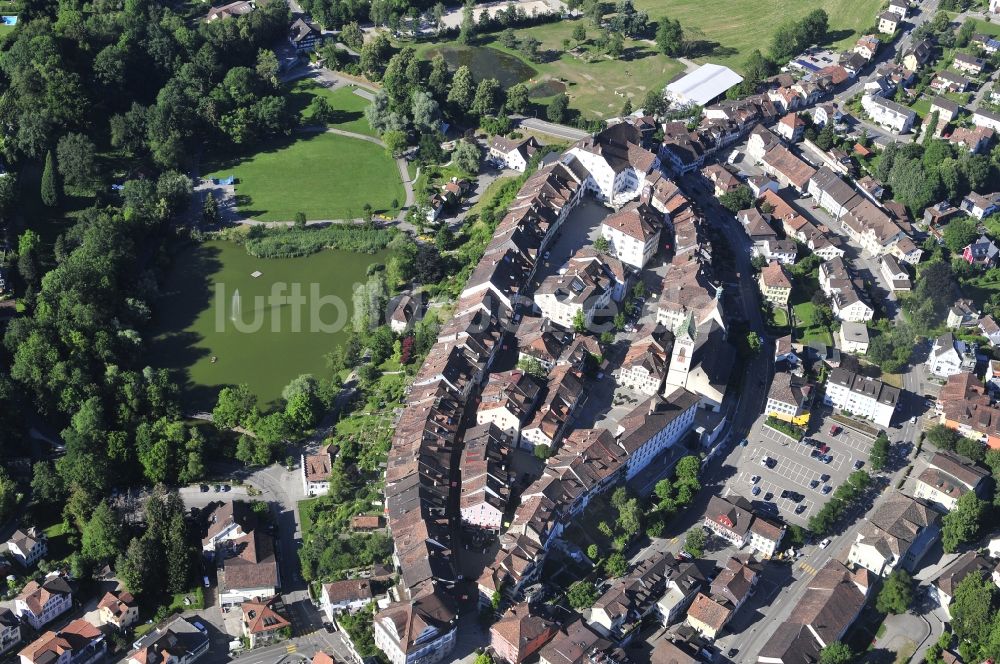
797,561,819,575
286,643,298,654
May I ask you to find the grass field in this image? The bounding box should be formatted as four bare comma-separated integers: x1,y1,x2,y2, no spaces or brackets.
629,0,884,71
417,19,685,119
792,300,833,346
285,79,376,137
205,132,404,221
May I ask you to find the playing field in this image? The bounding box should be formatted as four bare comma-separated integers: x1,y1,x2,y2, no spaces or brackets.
631,0,884,71
285,79,377,137
205,132,405,222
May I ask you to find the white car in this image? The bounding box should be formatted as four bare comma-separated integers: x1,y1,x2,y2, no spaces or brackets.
910,416,917,424
819,538,831,549
760,456,770,467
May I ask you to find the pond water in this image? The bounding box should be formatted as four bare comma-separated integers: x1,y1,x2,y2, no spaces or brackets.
425,44,537,88
148,239,386,409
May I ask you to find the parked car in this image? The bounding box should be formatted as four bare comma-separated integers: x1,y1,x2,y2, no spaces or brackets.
819,537,831,548
853,459,864,470
752,486,761,496
818,444,830,454
214,484,221,492
822,485,832,495
810,479,820,489
750,475,761,484
740,438,748,447
780,490,790,499
760,456,770,467
820,474,830,482
829,425,842,435
810,449,821,458
822,455,833,464
199,484,209,492
764,492,773,501
795,504,806,514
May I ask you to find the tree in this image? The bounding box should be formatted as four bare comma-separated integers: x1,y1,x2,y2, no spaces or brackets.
605,552,628,577
572,310,587,333
360,32,392,80
471,78,502,117
213,384,258,430
587,543,599,560
567,581,598,609
428,55,450,98
506,84,530,115
500,28,518,48
951,572,997,645
655,17,683,56
605,31,624,57
411,90,440,134
684,528,705,557
869,432,889,471
674,455,701,491
383,130,408,159
166,511,192,593
81,500,121,565
56,133,98,190
819,642,854,664
0,469,16,522
719,185,754,213
458,0,476,44
942,218,979,254
942,491,986,552
547,94,569,123
41,150,61,207
926,424,961,451
522,36,542,62
746,331,762,354
31,461,65,503
116,537,152,596
517,357,547,379
453,141,481,175
340,21,363,49
447,66,475,112
877,569,914,614
573,24,587,42
202,191,220,226
594,236,610,253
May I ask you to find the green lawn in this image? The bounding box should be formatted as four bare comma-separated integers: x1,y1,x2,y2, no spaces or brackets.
792,300,833,346
909,96,932,121
205,132,405,221
771,307,789,328
417,20,685,120
298,498,319,538
629,0,884,71
285,79,377,137
968,19,1000,37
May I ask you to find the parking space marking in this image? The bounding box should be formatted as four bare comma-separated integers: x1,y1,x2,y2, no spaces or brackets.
788,440,846,472
736,471,816,519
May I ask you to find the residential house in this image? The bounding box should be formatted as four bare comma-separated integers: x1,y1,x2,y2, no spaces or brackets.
517,317,569,371
947,299,981,328
759,144,817,193
241,597,290,649
887,0,908,17
902,40,933,71
649,638,699,664
847,494,940,576
811,103,842,127
927,333,975,377
948,125,994,154
301,445,333,496
953,53,985,76
974,108,1000,131
538,619,619,664
201,500,255,554
489,136,540,172
980,315,1000,346
7,528,47,568
758,261,792,307
878,11,900,33
476,370,541,444
962,234,1000,267
0,609,19,658
98,590,139,630
961,192,1000,221
861,95,916,133
702,495,784,558
710,555,761,614
219,529,280,610
288,18,322,52
929,552,994,616
808,167,861,219
819,257,874,323
350,515,383,532
19,619,104,664
765,371,811,426
879,255,911,291
931,70,971,93
520,365,585,450
855,35,880,60
590,553,678,641
973,32,1000,53
615,388,701,480
685,593,731,640
490,604,557,664
924,200,962,227
775,113,806,142
842,52,868,78
128,616,211,664
823,367,899,427
15,576,72,630
702,164,741,197
937,373,1000,451
534,250,618,329
388,293,421,334
835,316,872,354
599,201,663,269
748,518,785,559
617,325,673,396
205,0,254,21
460,423,511,532
914,448,990,510
567,124,659,206
374,591,457,664
322,580,373,621
774,335,799,366
757,561,870,663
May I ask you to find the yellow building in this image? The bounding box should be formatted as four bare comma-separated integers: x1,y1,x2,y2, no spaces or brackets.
766,371,811,426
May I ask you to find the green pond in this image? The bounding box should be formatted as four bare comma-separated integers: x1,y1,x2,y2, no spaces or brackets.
425,44,537,88
149,240,386,409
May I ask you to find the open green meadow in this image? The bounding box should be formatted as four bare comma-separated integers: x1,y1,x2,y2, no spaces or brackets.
205,132,405,222
285,79,377,136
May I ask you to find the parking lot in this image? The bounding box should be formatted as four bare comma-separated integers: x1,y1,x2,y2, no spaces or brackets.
728,412,875,526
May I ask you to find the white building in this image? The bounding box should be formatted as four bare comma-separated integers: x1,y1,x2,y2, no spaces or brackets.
914,451,990,512
15,576,72,631
566,124,659,206
374,592,457,664
838,322,870,354
322,580,373,622
879,255,912,291
847,494,939,577
534,252,617,329
599,202,663,269
823,368,899,427
927,333,974,378
488,136,539,172
301,445,333,496
6,528,47,569
615,388,700,480
861,94,916,133
665,64,744,107
475,371,540,444
617,325,671,396
0,609,19,658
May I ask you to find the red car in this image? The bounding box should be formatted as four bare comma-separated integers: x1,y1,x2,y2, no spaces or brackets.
829,425,842,436
819,444,830,454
